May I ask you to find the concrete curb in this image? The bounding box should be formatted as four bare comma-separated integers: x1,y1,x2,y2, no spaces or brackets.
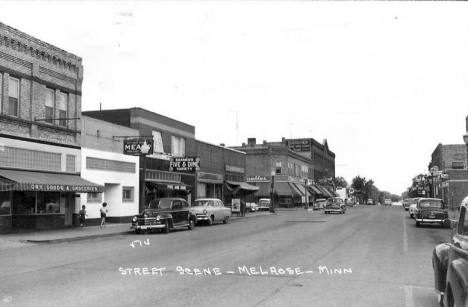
26,230,134,244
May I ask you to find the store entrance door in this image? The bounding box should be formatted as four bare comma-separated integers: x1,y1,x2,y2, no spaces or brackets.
64,194,73,226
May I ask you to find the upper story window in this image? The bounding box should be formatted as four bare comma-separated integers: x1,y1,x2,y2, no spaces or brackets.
452,161,464,170
152,130,164,154
171,136,185,157
57,92,68,127
45,89,54,124
8,77,19,117
275,161,282,174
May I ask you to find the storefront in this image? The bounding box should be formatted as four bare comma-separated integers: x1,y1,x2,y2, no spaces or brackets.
197,172,223,199
0,169,103,233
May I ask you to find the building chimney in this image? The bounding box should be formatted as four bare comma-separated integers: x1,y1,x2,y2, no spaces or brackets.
248,138,256,147
220,143,225,147
263,140,267,145
242,142,246,147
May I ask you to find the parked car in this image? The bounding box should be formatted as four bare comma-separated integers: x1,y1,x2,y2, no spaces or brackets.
414,198,447,227
432,196,468,307
324,197,346,214
257,199,271,211
313,198,327,210
131,198,196,234
384,199,392,206
403,199,411,211
246,202,258,212
366,199,374,205
192,198,232,226
408,197,422,218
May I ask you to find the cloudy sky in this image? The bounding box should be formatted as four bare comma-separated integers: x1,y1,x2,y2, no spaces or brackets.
1,1,467,195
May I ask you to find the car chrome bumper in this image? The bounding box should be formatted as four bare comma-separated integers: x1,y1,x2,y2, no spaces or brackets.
415,218,444,223
131,224,165,230
195,215,209,221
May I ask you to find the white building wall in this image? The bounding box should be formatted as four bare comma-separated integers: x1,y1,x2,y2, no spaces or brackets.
80,148,139,219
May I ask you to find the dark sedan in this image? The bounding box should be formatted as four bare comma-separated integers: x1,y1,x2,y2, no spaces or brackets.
324,197,346,214
131,198,196,234
414,198,447,227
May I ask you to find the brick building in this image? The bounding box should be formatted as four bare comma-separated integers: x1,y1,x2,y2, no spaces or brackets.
195,140,256,213
430,143,468,210
231,138,336,208
0,22,102,233
82,108,197,211
80,116,140,225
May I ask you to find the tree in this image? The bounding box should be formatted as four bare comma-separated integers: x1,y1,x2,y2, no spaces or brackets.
333,176,348,188
351,176,366,191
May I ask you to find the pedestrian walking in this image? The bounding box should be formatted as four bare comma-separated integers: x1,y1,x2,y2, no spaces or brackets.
100,202,108,228
79,205,88,229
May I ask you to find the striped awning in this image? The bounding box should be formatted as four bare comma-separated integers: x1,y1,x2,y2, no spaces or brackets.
0,169,104,193
288,183,303,196
309,185,323,194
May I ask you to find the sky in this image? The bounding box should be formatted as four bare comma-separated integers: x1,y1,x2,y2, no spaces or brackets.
0,1,467,195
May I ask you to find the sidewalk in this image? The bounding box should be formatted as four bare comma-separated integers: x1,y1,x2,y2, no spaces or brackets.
0,210,274,249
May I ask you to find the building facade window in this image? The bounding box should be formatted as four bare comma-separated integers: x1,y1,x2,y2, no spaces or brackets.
8,77,19,117
57,92,68,127
288,162,293,176
87,192,102,203
276,161,282,174
171,136,186,157
45,88,54,124
123,187,134,202
152,130,164,154
0,191,11,216
452,161,464,170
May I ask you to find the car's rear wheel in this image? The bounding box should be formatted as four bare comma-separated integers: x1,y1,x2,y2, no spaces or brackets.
223,216,229,224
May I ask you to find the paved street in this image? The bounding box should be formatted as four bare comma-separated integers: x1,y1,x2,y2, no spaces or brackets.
0,205,452,307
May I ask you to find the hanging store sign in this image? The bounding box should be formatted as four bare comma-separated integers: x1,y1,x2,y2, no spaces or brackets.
169,157,200,172
123,139,154,156
29,184,102,193
198,172,223,183
225,165,244,174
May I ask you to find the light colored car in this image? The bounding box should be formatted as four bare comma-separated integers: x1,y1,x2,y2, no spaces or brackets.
367,199,374,205
313,198,327,210
408,197,422,218
246,202,258,212
384,199,392,206
192,198,232,226
257,199,271,211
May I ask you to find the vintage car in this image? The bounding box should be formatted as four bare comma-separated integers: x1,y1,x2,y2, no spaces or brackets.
324,197,346,214
414,198,447,227
246,202,258,212
432,197,468,307
131,198,196,234
403,198,411,211
313,198,327,210
384,199,392,206
257,199,271,211
408,197,422,218
192,198,232,226
366,199,374,205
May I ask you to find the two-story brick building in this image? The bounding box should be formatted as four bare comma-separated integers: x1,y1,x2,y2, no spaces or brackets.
231,138,335,208
0,22,102,233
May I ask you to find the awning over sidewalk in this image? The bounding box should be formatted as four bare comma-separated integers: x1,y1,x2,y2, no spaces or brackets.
288,183,303,196
225,180,259,194
316,186,333,197
322,187,335,198
0,169,104,193
309,185,323,195
273,182,294,196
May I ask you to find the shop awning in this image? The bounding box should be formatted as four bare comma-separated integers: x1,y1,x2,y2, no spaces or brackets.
225,181,259,194
309,185,323,194
317,186,333,197
322,187,335,198
291,183,306,196
288,183,303,196
254,182,271,197
0,169,104,193
273,182,294,196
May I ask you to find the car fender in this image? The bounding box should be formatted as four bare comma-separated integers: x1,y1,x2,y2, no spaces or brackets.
447,256,468,305
433,243,450,293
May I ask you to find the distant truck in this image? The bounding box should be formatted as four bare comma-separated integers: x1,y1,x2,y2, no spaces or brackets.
432,196,468,307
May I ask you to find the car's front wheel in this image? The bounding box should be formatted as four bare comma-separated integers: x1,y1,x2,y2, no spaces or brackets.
164,220,170,234
188,219,195,230
135,228,140,234
223,216,229,224
416,221,420,227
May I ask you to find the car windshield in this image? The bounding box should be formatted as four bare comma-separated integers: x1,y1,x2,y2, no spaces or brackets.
193,200,213,207
158,199,173,209
419,200,442,209
259,200,270,205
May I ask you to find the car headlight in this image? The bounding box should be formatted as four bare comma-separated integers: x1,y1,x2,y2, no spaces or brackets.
156,215,161,221
203,209,207,215
144,213,149,218
132,216,137,222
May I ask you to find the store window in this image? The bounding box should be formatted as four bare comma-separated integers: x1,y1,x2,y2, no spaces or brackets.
37,192,61,214
87,192,102,203
12,191,36,214
8,77,19,117
45,89,54,124
57,92,68,127
0,191,11,215
123,187,134,202
171,136,186,157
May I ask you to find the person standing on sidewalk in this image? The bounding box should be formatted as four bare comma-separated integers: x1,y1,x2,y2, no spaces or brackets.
79,205,88,229
100,202,108,228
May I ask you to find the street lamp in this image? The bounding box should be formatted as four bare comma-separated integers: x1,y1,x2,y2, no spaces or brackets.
270,170,275,213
